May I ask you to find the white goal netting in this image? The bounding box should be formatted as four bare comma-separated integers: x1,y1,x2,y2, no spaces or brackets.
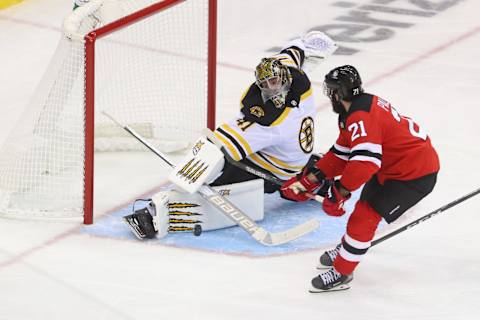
0,0,212,219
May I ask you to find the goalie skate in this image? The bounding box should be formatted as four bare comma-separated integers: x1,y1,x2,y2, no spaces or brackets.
123,208,157,240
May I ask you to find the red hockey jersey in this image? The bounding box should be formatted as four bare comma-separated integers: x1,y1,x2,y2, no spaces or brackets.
316,94,440,191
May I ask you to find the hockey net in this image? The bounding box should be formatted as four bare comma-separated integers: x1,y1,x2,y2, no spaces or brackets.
0,0,216,223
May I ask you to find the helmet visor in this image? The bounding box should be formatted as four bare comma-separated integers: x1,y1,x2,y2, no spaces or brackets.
259,81,290,106
257,76,283,91
322,81,337,100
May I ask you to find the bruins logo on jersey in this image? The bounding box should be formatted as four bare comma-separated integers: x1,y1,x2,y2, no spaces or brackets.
249,106,265,118
299,116,314,153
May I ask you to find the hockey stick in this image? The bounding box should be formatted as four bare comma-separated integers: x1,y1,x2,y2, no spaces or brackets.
202,128,323,203
102,111,320,246
371,187,480,247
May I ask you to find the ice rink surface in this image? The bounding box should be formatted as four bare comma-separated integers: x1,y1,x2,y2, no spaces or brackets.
1,0,480,319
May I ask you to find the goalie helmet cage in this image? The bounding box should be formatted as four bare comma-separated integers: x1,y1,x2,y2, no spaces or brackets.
0,0,217,224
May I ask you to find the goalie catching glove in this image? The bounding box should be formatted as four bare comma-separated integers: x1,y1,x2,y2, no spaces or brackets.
301,31,338,60
282,31,338,71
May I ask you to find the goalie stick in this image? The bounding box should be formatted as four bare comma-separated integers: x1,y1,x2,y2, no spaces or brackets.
202,128,323,203
102,111,320,246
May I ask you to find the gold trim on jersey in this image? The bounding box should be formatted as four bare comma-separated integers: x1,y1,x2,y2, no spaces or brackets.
270,107,292,126
214,132,241,161
300,87,313,101
286,48,302,68
239,89,249,109
273,52,299,68
263,87,312,127
261,153,304,171
248,154,296,178
220,124,254,155
278,58,296,67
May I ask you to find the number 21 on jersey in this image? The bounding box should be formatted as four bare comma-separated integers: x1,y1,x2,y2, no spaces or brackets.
348,121,367,142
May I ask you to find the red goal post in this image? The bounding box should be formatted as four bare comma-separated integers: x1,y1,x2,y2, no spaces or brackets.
0,0,217,224
83,0,217,223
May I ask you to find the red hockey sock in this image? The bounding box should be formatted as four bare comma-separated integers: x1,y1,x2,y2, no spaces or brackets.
334,201,382,275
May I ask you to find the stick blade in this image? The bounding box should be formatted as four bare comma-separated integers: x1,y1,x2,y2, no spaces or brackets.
259,219,320,246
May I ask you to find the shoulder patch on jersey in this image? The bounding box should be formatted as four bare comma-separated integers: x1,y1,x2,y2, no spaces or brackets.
249,106,265,118
284,68,311,108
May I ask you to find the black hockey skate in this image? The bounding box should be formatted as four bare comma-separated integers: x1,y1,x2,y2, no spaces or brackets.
123,207,157,240
309,268,353,293
317,244,341,269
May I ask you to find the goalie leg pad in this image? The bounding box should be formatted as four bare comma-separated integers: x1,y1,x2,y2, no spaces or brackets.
169,179,264,232
152,179,265,234
124,179,264,239
150,192,170,238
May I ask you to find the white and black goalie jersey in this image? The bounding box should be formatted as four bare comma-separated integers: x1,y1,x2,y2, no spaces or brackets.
214,46,317,180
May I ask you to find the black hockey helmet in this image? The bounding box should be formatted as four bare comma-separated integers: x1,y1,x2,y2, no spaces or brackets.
323,65,363,101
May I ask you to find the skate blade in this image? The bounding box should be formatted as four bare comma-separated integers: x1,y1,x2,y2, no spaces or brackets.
316,264,331,270
308,284,350,293
122,216,146,240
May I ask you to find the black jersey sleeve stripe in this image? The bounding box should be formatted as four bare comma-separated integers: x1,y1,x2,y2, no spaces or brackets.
330,145,350,157
349,150,382,161
217,127,247,159
281,46,305,68
257,152,298,175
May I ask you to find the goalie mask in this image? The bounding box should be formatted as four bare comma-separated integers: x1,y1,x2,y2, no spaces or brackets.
255,58,292,108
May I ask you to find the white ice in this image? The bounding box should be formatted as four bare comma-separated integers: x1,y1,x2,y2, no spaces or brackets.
0,0,479,319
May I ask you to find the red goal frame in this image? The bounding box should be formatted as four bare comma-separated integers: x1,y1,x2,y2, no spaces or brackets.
82,0,217,224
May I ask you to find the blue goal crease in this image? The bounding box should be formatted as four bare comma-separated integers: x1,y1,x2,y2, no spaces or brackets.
82,191,376,257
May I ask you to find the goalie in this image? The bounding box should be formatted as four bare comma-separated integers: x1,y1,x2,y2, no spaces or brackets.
124,31,338,240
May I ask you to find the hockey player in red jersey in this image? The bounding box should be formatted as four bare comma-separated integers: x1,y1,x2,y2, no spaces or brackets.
280,65,440,292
